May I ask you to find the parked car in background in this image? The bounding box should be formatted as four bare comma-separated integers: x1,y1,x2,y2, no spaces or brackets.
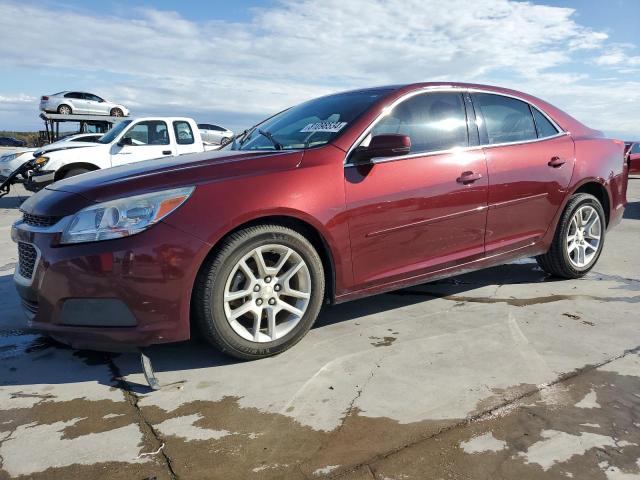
39,92,130,117
198,123,234,145
21,117,217,191
0,148,37,181
0,137,26,147
626,141,640,174
13,83,627,359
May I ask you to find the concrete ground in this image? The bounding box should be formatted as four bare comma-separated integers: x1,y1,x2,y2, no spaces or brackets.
0,180,639,480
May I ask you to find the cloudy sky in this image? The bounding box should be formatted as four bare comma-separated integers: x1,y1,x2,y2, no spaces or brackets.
1,0,639,138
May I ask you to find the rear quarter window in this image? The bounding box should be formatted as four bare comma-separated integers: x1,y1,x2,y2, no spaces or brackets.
532,107,559,139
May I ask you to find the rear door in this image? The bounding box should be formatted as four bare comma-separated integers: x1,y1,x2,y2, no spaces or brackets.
471,92,574,255
110,120,175,167
345,91,488,288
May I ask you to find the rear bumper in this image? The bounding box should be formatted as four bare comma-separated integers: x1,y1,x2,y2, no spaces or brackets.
12,219,210,352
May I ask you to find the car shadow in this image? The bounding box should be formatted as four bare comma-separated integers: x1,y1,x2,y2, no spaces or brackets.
1,260,556,393
623,200,639,220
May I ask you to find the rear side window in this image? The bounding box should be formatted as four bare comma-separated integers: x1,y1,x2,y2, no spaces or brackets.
473,93,537,144
370,92,468,154
64,92,82,99
174,121,195,145
630,143,640,154
532,107,559,138
123,121,169,145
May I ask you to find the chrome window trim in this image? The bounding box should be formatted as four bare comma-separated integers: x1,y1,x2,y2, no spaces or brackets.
343,86,568,167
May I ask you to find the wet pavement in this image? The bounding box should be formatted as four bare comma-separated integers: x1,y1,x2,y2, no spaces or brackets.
0,180,639,480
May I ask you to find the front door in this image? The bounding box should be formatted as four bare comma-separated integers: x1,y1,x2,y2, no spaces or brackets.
111,120,175,167
345,91,488,288
471,92,575,255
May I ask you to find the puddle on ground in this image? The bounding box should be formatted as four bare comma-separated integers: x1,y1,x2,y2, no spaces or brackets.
0,355,638,480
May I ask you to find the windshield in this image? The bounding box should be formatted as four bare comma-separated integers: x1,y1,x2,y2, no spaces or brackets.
227,88,394,151
99,120,132,144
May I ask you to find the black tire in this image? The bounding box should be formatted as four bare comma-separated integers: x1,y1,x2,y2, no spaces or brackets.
219,137,230,146
61,168,90,179
110,108,123,117
536,193,606,278
57,104,72,115
193,225,325,360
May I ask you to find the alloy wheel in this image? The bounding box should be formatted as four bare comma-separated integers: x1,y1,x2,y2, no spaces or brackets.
223,244,311,342
566,205,601,268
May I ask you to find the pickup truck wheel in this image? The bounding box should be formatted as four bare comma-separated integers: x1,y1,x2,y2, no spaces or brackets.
110,108,123,117
61,168,90,179
194,225,325,360
57,105,72,115
536,193,605,278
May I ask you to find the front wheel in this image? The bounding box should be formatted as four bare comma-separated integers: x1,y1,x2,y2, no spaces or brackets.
194,225,325,359
536,193,606,278
110,108,123,117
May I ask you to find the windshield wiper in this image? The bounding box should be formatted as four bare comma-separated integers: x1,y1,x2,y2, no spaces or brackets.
258,129,283,150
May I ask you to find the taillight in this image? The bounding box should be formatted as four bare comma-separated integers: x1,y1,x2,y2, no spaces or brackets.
41,96,48,101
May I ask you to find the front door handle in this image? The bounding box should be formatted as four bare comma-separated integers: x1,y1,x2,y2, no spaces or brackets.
456,171,483,184
162,150,172,155
548,156,566,168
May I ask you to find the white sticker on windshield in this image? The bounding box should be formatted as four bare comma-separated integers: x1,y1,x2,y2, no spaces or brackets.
300,121,347,133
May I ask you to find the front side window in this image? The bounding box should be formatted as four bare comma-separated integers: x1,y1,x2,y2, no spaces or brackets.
85,93,103,102
123,121,169,146
473,93,537,144
173,121,195,145
532,107,559,138
227,88,393,151
368,92,468,154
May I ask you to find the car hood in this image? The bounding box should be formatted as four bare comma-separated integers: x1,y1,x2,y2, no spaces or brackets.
37,142,99,155
46,149,304,203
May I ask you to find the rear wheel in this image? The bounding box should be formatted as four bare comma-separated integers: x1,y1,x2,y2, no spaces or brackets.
536,193,605,278
57,104,72,115
194,225,325,359
110,108,123,117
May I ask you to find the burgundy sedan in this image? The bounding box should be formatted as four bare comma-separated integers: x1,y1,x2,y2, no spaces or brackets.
12,83,628,359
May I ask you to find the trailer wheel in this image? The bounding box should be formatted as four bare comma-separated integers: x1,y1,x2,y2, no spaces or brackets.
57,105,72,115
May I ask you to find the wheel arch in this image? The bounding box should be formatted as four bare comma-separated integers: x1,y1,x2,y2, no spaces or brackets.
54,162,100,181
192,214,338,306
571,179,611,226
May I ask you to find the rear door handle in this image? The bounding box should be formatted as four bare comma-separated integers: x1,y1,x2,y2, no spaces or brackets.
548,156,566,168
162,150,172,155
456,171,483,184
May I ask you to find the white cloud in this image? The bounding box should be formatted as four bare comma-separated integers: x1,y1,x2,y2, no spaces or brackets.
0,0,638,137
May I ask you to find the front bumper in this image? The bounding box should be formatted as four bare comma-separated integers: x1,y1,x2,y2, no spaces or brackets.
24,170,55,192
12,218,210,351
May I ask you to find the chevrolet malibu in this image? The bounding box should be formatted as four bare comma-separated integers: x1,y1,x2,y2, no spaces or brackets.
13,83,628,359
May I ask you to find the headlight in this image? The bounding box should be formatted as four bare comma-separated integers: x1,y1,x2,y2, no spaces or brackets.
1,154,17,163
60,186,195,244
34,156,49,167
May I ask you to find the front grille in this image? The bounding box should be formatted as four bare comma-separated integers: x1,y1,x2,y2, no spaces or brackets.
22,212,61,228
18,242,37,279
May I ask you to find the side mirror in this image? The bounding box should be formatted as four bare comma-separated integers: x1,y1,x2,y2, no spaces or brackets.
118,137,133,147
352,134,411,163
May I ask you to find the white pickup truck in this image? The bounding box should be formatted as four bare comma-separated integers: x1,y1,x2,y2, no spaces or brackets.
18,117,218,192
